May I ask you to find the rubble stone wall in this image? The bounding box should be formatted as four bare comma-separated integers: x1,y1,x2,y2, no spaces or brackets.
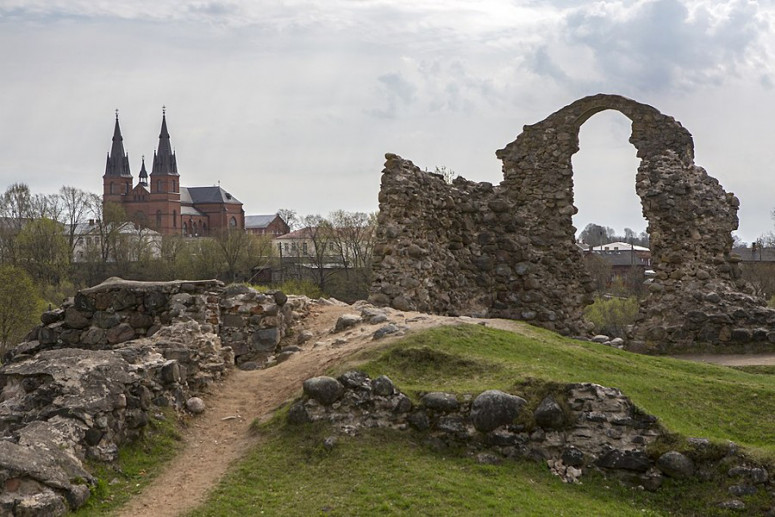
370,93,775,350
292,371,772,511
0,278,304,515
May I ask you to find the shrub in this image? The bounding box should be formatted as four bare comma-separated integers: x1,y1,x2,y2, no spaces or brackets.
583,296,639,337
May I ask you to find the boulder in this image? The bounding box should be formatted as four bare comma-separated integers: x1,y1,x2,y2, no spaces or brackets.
533,396,565,429
470,390,526,432
334,314,362,333
656,451,694,478
421,392,459,412
303,376,344,405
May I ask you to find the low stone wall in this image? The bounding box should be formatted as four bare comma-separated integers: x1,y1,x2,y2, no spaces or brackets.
0,278,304,515
291,372,772,512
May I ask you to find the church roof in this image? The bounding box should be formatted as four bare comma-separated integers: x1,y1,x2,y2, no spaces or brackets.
181,186,242,205
245,214,280,229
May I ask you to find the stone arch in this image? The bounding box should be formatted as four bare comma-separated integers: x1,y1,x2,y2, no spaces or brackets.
371,94,771,351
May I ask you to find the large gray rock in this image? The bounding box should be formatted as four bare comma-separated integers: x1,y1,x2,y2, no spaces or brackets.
656,451,695,478
334,314,362,333
303,376,344,405
533,396,565,429
470,390,526,432
421,392,459,412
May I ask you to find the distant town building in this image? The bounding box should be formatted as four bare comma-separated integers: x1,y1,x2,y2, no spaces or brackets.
245,214,290,237
71,220,161,263
102,109,245,236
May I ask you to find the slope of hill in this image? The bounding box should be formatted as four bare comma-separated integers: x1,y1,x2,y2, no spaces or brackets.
83,302,775,516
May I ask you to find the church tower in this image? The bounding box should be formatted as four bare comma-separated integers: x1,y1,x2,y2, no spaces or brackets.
147,107,181,233
102,110,133,203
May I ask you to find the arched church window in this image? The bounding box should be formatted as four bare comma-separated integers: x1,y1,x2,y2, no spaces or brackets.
229,216,237,228
156,210,162,228
173,210,177,228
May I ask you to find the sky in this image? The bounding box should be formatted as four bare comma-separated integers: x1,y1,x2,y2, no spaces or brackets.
1,0,774,243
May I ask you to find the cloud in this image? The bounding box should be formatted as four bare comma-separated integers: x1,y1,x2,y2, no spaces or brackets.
524,0,771,94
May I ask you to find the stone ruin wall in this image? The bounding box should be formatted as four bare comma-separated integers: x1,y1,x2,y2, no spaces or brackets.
0,278,308,515
370,93,775,351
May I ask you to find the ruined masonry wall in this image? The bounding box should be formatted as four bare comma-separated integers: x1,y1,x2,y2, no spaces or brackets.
370,94,775,350
0,279,305,515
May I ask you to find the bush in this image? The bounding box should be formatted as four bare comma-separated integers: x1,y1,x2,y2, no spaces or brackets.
583,296,639,338
263,279,325,299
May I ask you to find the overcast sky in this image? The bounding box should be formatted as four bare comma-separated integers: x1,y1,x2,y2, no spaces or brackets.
1,0,774,243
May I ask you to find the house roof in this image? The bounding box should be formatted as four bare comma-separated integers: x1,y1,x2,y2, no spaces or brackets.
245,214,281,229
275,227,313,240
71,221,161,236
181,205,206,217
589,241,650,252
733,246,775,262
181,186,242,205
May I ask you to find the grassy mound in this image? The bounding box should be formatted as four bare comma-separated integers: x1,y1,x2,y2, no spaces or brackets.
185,324,775,516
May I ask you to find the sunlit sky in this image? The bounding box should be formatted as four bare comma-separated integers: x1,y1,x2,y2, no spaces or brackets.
1,0,774,243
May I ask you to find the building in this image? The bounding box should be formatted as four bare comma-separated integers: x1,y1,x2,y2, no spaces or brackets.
71,220,161,263
245,214,289,237
102,109,245,236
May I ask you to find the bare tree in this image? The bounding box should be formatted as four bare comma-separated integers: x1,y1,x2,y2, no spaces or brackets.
278,208,300,231
58,186,92,257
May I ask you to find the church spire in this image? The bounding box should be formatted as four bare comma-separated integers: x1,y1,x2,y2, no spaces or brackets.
138,155,148,187
152,105,178,176
104,109,132,177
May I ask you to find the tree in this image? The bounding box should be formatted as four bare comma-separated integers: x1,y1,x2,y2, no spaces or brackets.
213,229,254,283
578,223,615,247
301,214,335,291
277,208,300,231
16,218,69,285
0,265,41,356
433,166,457,184
58,186,92,258
0,183,33,232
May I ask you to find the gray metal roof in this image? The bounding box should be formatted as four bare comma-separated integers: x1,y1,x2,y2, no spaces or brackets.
245,214,279,229
182,186,242,205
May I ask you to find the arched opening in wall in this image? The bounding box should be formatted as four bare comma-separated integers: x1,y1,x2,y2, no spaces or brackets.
571,110,648,299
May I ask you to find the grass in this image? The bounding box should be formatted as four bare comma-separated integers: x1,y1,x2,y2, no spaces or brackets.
353,324,775,453
183,323,775,516
188,422,669,517
73,409,183,516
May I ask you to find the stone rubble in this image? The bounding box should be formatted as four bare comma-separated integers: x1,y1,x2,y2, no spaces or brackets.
0,278,307,515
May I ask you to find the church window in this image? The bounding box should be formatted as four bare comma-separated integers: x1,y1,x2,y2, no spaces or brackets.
173,210,177,228
229,216,237,228
109,183,114,194
156,210,162,228
157,180,162,193
183,222,188,235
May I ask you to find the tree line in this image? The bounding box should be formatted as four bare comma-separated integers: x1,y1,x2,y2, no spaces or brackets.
0,182,378,354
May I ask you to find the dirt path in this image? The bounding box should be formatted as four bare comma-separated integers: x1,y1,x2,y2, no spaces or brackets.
670,353,775,366
117,303,494,517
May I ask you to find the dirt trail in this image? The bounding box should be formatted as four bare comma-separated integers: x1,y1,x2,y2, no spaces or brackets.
670,353,775,366
117,303,486,517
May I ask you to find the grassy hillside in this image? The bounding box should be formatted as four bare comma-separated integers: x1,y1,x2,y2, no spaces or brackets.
186,324,775,516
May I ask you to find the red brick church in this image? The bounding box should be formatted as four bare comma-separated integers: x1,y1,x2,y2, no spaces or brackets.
102,109,245,236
